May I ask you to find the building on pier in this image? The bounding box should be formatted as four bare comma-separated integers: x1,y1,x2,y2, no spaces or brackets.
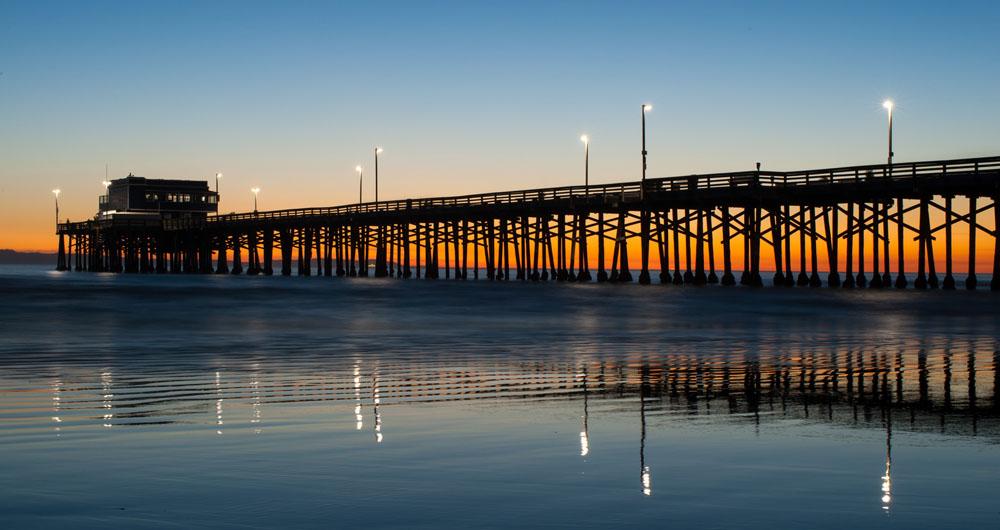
99,175,218,220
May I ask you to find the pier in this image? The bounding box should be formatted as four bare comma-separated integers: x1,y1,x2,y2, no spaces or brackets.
57,155,1000,290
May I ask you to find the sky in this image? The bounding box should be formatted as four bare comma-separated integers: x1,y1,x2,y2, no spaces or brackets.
2,0,999,251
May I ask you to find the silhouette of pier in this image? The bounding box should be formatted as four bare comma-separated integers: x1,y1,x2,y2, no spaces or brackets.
57,155,1000,289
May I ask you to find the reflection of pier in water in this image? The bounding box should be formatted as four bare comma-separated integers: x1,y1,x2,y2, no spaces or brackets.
22,343,999,438
16,342,997,504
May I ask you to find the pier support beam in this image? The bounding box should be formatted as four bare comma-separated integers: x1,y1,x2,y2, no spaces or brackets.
577,214,591,282
993,197,1000,291
684,209,694,284
844,203,855,288
672,209,683,285
656,212,669,284
771,208,784,286
707,210,718,284
895,198,908,289
882,202,892,288
826,206,841,287
915,199,930,289
596,213,607,282
797,206,808,286
56,234,67,271
264,230,274,276
809,207,821,287
639,209,652,284
870,203,882,288
231,234,243,275
966,197,978,289
721,208,735,285
694,209,706,285
943,197,956,289
619,213,632,282
280,230,292,276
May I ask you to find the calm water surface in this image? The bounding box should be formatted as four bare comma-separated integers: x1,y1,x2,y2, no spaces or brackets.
1,265,998,529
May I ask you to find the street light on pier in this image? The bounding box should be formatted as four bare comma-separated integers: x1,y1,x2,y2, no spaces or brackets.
641,104,652,200
52,189,61,226
580,134,590,190
215,173,223,210
883,100,894,166
355,166,364,204
251,187,260,212
374,147,384,202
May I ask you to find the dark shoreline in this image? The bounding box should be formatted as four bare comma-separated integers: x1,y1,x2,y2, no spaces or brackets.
0,249,55,265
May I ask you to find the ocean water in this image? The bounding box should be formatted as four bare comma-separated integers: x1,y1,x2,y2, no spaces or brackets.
0,264,998,529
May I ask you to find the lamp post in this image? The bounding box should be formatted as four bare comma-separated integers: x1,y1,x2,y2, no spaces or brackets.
52,189,61,225
580,135,589,190
374,147,383,202
883,100,894,166
355,166,363,203
251,187,260,212
215,172,223,211
641,104,652,199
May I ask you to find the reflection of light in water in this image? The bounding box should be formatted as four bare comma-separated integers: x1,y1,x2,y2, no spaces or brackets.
101,370,113,428
373,371,383,444
639,372,651,496
881,420,892,512
52,379,62,435
250,367,261,435
881,464,891,509
578,369,589,457
642,466,652,496
215,371,223,435
354,361,363,430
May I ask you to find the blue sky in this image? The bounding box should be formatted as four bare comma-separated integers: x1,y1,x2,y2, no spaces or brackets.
2,1,999,248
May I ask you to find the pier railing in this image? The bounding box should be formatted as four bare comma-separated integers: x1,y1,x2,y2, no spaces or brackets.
155,155,1000,231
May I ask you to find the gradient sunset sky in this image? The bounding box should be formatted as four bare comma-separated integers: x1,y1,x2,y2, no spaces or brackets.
2,1,999,251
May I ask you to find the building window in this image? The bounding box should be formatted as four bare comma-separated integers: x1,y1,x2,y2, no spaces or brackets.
146,192,159,201
207,196,217,204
